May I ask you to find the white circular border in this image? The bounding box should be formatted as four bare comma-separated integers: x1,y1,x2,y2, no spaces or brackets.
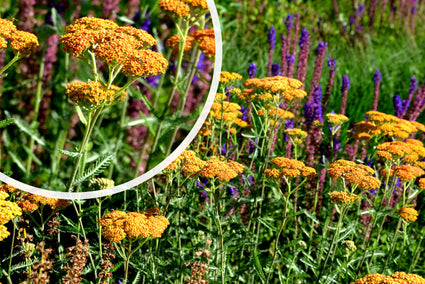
0,0,222,200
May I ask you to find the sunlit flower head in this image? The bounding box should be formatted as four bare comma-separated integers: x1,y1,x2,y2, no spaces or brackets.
99,208,169,242
17,193,69,213
266,157,316,179
393,165,424,181
199,156,244,182
191,29,215,57
329,191,360,204
352,272,425,283
8,31,39,54
122,49,168,77
65,81,127,108
328,160,380,191
0,192,22,226
326,113,349,126
166,34,195,55
0,18,17,38
398,207,418,222
0,184,16,193
220,71,243,84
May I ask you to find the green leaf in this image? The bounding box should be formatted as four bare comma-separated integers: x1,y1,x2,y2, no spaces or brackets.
253,249,266,283
73,153,114,186
12,116,46,147
51,7,64,34
0,118,14,129
58,149,82,158
7,151,26,173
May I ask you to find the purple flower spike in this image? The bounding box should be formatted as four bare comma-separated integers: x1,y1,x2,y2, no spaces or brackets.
285,13,294,31
356,4,365,15
268,25,276,50
199,191,208,203
304,102,314,125
341,75,350,92
248,63,257,78
340,75,350,115
271,63,280,76
393,94,404,117
299,28,309,49
327,57,336,69
227,186,239,196
312,85,323,122
317,41,327,53
373,69,382,85
402,76,418,117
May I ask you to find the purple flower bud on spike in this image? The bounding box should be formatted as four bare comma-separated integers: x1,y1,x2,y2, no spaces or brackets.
299,28,309,49
356,4,365,15
410,76,418,92
341,75,350,92
271,63,280,76
227,186,239,196
141,19,151,31
285,14,294,30
373,69,382,85
268,25,276,50
317,42,327,54
313,85,323,122
249,138,258,154
393,94,404,117
327,57,336,69
304,102,314,125
240,104,248,121
199,191,208,203
349,14,355,25
248,63,257,78
286,54,295,64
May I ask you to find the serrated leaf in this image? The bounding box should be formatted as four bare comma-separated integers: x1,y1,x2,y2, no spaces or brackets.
12,116,46,147
72,153,114,186
58,149,82,158
0,118,14,129
253,249,266,283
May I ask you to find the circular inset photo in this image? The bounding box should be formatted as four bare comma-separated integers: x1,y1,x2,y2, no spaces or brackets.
0,0,221,198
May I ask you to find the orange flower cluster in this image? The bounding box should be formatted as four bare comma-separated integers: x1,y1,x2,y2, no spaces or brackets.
329,191,360,205
61,17,168,77
351,271,425,283
0,184,16,193
0,18,39,54
219,71,243,84
285,128,308,144
398,207,419,222
17,193,69,213
257,105,294,122
209,101,248,133
328,160,381,190
159,0,208,18
393,165,425,181
166,29,215,57
242,76,306,102
198,156,244,182
65,81,127,108
264,157,316,179
376,140,425,163
166,151,245,181
326,113,349,126
352,111,424,140
0,191,22,241
99,208,170,243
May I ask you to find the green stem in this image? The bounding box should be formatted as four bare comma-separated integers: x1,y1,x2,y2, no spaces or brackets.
382,218,402,273
25,47,46,179
316,206,346,284
0,53,22,77
66,108,102,192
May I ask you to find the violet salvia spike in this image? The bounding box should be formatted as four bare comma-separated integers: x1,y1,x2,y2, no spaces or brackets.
290,13,300,55
340,75,350,115
267,25,276,76
407,84,425,120
371,69,381,111
309,42,327,97
286,54,295,78
323,57,336,111
248,63,257,78
402,76,417,118
393,94,404,117
280,34,288,76
296,28,310,85
271,63,280,76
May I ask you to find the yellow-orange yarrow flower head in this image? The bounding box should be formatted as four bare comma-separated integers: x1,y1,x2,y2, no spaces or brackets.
65,81,127,108
398,207,419,222
159,0,208,18
0,18,38,54
352,271,425,283
99,208,169,242
61,17,167,78
265,157,316,179
328,160,380,191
